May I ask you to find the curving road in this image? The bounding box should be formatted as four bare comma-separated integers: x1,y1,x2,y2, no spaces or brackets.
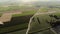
26,9,60,34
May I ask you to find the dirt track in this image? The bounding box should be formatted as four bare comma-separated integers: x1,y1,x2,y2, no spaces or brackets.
26,10,60,34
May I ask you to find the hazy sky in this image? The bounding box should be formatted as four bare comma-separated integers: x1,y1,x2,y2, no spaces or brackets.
0,0,60,3
7,0,60,1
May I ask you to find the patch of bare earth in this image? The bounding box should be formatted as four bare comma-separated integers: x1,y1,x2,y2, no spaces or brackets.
0,10,22,24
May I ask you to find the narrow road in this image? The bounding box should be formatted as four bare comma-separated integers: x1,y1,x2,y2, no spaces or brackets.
26,10,59,34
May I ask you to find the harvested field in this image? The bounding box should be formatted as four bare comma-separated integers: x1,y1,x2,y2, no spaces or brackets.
0,11,22,24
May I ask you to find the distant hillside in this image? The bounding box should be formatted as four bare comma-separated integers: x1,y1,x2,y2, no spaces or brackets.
31,1,60,7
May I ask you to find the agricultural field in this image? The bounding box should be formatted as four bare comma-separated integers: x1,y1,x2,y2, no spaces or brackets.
0,5,38,34
0,5,60,34
28,9,60,34
0,0,60,34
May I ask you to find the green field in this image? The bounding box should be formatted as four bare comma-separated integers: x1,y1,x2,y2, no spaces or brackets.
0,6,60,34
0,6,37,34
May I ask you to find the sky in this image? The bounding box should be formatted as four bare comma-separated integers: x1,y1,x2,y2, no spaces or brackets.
0,0,60,6
0,0,60,3
0,0,60,4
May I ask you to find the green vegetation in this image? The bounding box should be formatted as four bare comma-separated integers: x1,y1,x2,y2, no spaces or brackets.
0,6,37,17
28,13,60,34
0,6,60,34
29,14,51,33
0,6,20,12
31,29,55,34
7,29,27,34
53,12,60,17
12,11,36,17
39,8,49,13
0,23,28,33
